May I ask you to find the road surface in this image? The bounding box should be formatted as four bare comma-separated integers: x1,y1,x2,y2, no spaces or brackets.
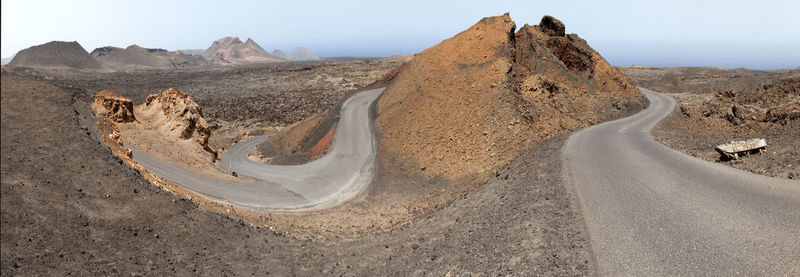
133,88,383,210
562,88,800,275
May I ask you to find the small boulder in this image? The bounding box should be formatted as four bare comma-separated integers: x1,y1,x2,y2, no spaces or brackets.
539,15,565,37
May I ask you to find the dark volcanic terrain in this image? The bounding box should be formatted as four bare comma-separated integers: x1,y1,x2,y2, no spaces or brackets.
1,73,591,275
2,13,656,275
5,57,408,150
621,66,800,178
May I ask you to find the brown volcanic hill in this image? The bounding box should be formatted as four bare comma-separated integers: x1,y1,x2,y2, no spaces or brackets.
375,14,644,180
203,37,286,65
7,41,105,70
91,45,210,70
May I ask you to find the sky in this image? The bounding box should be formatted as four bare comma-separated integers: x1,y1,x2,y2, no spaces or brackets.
2,0,799,70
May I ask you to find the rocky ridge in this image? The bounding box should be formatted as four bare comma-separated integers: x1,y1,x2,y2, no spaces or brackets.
91,45,209,69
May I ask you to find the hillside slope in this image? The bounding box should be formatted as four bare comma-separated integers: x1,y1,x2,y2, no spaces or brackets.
7,41,105,71
376,14,644,180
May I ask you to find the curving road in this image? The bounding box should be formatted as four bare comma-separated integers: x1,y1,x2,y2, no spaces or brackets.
132,88,383,210
562,88,800,275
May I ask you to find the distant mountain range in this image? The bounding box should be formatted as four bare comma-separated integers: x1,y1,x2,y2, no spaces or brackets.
177,49,205,56
270,47,321,61
1,54,15,65
4,37,323,71
202,37,286,65
91,44,209,69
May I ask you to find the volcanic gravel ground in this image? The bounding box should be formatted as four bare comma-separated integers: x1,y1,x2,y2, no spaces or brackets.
622,67,800,179
1,73,591,275
653,113,800,179
6,58,406,149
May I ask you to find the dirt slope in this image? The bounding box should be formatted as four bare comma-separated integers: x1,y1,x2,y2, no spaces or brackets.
7,41,105,71
203,37,286,65
376,14,644,180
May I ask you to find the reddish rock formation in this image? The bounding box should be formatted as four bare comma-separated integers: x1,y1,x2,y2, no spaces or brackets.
143,88,214,154
91,89,134,158
92,89,136,123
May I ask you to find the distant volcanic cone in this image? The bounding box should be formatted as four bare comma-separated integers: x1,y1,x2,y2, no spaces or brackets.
8,41,105,70
203,37,286,65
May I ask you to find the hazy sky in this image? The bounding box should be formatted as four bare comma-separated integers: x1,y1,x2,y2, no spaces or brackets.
2,0,799,69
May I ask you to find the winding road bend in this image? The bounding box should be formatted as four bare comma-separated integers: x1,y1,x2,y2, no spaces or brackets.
563,88,800,275
132,88,383,210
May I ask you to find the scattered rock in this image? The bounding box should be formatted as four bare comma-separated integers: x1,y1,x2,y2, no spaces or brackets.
90,45,210,70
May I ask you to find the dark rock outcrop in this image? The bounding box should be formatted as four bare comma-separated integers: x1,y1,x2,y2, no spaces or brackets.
538,15,566,36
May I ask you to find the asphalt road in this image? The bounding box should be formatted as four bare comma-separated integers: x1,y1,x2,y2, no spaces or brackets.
562,88,800,275
132,88,383,210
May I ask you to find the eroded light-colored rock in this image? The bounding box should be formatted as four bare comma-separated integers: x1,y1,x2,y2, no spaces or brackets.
92,89,136,123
